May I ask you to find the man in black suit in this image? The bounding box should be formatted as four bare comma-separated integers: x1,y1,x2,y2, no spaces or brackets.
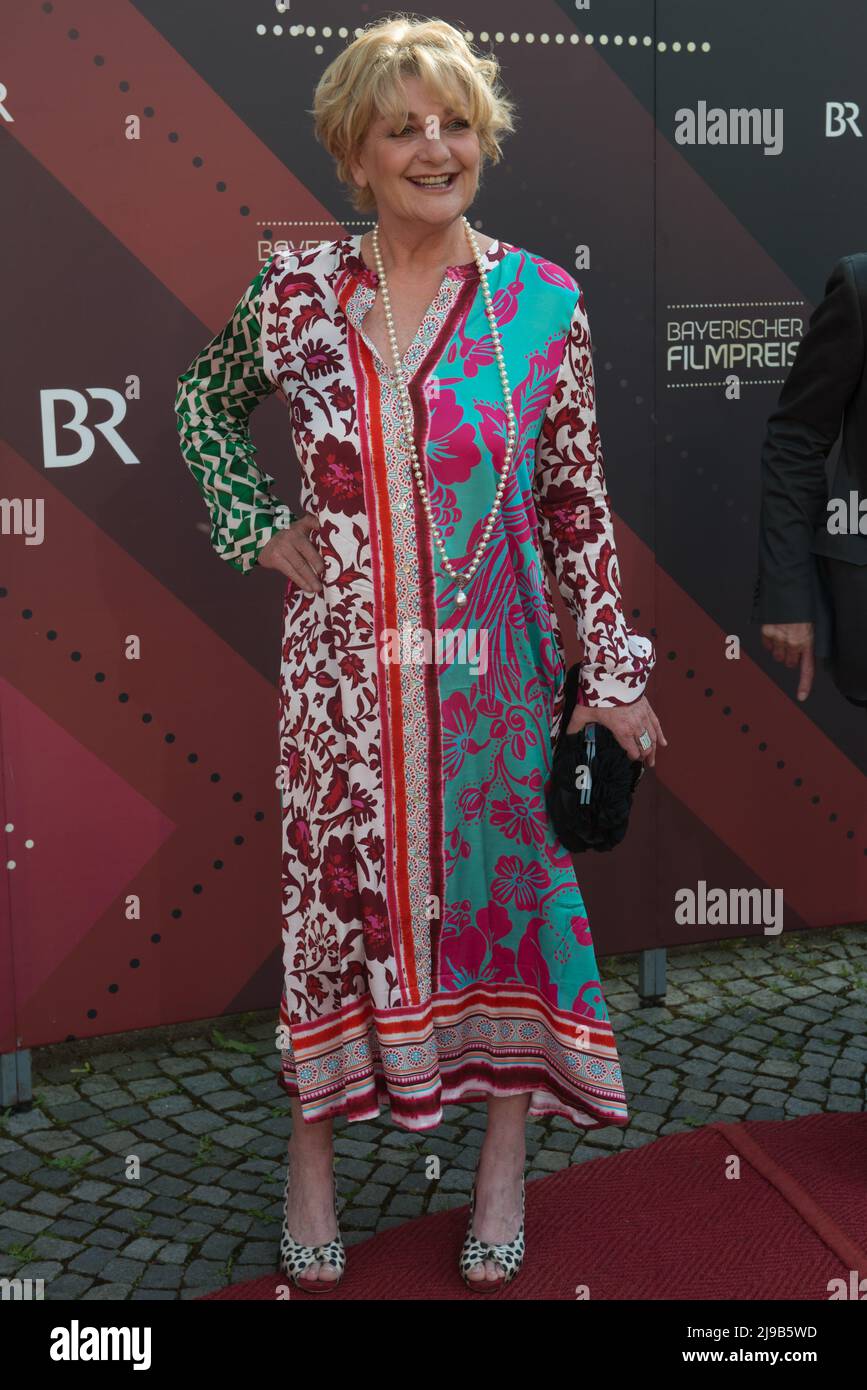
753,254,867,709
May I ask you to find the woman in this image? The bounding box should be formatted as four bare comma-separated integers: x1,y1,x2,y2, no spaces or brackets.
175,16,664,1294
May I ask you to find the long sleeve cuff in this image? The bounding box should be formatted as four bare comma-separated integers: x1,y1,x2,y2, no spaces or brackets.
578,629,656,707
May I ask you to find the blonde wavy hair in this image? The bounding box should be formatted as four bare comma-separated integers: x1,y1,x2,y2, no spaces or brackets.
311,15,517,213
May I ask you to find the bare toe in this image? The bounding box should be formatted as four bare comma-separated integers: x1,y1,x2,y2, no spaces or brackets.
297,1258,323,1285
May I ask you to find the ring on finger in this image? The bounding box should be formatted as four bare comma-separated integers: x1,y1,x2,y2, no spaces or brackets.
637,729,653,753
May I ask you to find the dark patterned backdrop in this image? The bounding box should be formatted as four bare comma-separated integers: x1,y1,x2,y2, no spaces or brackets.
2,0,865,1058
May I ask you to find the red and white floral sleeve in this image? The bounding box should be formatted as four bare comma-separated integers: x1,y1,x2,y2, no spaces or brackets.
532,286,656,707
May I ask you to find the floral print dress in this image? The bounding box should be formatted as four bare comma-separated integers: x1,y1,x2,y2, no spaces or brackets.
175,234,655,1132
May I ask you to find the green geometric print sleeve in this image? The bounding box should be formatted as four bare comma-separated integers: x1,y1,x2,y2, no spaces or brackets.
174,256,297,574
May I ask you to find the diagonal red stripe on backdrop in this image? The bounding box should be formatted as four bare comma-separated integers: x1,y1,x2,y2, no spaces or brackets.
1,439,284,1048
614,530,866,926
0,677,175,1005
0,0,343,323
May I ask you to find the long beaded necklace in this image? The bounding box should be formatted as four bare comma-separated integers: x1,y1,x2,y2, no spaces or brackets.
370,214,516,606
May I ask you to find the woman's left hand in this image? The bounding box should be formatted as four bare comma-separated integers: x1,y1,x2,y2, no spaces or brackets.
566,694,668,768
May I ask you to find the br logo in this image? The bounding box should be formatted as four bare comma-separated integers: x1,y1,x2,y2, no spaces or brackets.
40,387,140,467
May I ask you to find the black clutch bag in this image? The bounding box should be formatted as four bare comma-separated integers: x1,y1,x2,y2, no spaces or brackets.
545,663,645,853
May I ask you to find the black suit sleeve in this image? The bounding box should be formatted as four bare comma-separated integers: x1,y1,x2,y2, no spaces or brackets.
753,255,865,623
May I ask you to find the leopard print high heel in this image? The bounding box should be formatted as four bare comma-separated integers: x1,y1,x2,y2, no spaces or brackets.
459,1171,526,1292
278,1162,346,1293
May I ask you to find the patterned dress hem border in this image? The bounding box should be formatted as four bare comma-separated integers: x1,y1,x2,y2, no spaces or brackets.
276,1068,630,1135
277,980,628,1133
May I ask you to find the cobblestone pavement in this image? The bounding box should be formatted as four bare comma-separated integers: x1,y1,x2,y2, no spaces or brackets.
2,924,866,1300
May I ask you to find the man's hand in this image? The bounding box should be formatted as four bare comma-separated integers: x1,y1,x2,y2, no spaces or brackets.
257,513,324,589
760,621,815,702
566,694,667,768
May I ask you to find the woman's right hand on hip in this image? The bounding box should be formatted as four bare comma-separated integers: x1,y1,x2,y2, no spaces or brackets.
257,514,325,591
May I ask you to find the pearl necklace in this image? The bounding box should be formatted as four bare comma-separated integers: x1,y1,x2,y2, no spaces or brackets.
370,214,516,606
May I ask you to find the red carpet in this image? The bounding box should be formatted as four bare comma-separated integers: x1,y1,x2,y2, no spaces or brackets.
200,1114,867,1300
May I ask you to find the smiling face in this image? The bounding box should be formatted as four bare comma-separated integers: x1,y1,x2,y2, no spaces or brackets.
350,74,481,229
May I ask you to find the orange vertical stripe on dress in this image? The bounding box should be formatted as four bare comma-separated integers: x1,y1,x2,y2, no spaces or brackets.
355,335,418,1004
